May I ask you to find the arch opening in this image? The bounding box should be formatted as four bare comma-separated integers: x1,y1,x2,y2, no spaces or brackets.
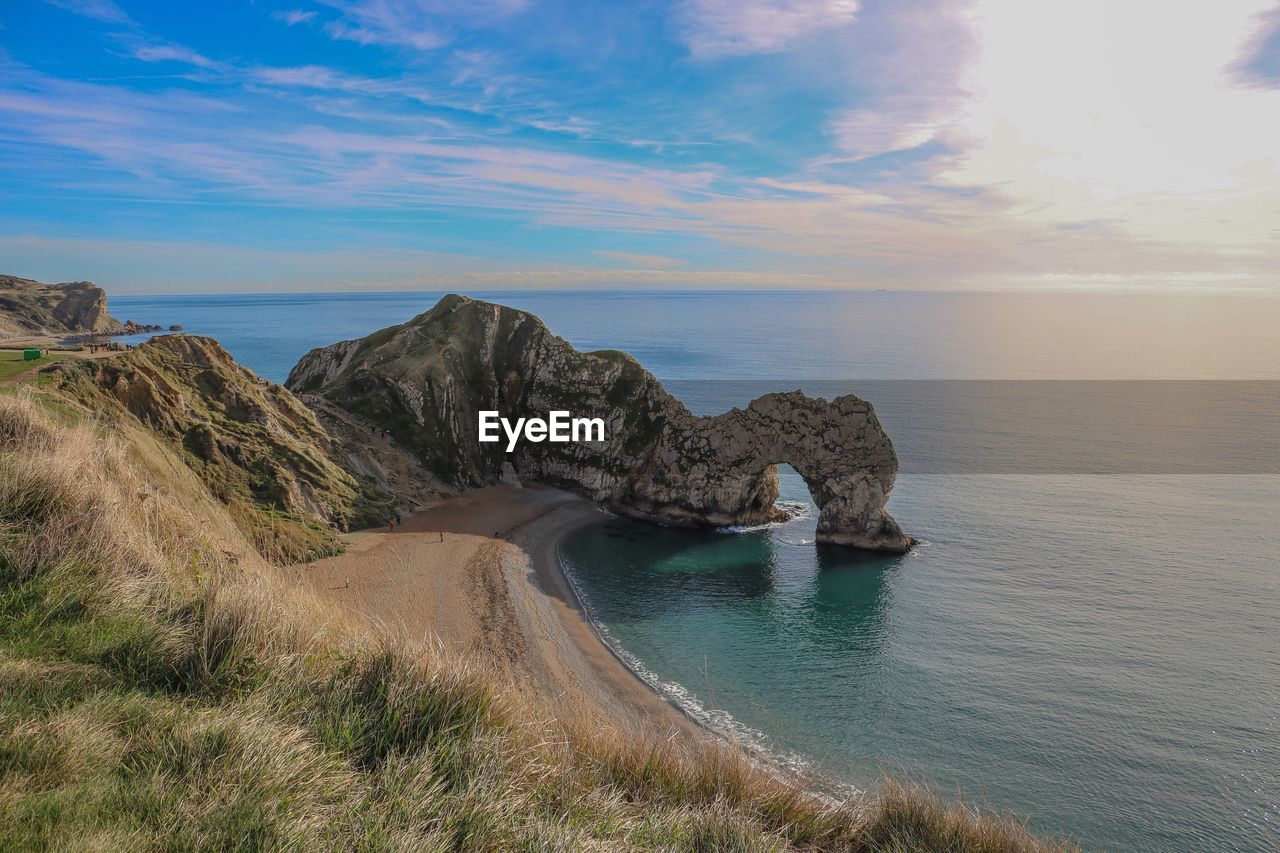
751,461,823,530
773,462,815,510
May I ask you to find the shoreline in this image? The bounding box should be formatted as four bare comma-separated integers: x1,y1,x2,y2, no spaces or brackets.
510,492,708,738
299,485,706,743
551,511,852,795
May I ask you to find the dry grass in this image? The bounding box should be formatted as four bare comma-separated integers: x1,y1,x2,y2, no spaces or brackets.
0,390,1074,850
51,336,387,564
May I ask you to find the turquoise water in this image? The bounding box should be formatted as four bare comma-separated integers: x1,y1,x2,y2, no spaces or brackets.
561,476,1279,850
113,290,1280,850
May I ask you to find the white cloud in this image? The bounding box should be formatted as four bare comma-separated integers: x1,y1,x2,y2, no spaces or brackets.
129,41,220,69
41,1,222,71
319,0,529,51
942,0,1280,248
272,9,318,27
816,1,974,160
43,0,131,24
326,19,446,50
245,64,443,111
677,0,859,58
1227,6,1280,87
2,61,1268,288
7,0,1280,290
251,64,373,90
829,106,949,160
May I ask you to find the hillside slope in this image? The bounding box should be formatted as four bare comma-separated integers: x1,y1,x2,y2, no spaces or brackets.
47,334,396,561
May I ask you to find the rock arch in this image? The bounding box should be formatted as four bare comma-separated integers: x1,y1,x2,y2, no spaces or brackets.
288,295,913,554
627,391,911,552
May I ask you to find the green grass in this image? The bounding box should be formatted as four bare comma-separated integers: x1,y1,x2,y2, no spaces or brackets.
0,352,52,382
0,390,1071,851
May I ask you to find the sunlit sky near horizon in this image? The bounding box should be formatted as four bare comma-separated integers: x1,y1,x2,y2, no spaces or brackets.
1,0,1278,294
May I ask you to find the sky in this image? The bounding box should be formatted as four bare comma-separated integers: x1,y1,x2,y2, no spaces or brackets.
0,0,1277,293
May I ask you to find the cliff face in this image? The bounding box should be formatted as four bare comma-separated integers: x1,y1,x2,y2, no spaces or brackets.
0,274,119,338
52,334,395,561
288,294,911,552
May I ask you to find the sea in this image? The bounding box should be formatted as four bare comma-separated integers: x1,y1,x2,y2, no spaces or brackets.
113,290,1280,851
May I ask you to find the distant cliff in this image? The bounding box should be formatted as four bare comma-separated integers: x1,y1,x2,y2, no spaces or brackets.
289,294,912,552
0,274,122,338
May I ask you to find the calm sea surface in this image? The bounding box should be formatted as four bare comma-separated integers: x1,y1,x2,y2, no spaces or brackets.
114,291,1280,851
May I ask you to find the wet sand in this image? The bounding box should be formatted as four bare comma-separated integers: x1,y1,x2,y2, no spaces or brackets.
300,485,703,741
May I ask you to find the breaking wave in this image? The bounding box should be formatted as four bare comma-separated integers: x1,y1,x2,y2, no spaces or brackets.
715,499,814,535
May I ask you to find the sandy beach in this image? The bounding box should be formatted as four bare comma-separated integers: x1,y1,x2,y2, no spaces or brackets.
300,485,703,741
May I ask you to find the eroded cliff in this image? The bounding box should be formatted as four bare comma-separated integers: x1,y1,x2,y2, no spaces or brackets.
50,334,398,561
289,294,911,552
0,274,121,338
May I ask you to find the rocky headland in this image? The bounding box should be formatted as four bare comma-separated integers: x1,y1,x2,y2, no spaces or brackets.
288,294,912,552
0,274,167,341
0,274,118,338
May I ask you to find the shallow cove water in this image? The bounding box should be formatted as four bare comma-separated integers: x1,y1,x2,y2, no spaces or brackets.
113,290,1280,851
561,474,1279,851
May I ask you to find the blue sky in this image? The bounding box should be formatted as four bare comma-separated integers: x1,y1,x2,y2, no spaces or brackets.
1,0,1278,293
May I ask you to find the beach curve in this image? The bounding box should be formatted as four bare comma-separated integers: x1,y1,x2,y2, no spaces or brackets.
298,484,706,743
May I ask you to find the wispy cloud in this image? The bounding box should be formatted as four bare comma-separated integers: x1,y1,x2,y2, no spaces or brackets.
126,39,220,69
820,0,974,160
828,106,948,160
42,0,222,71
676,0,859,58
272,9,318,27
0,235,821,293
0,234,476,293
395,267,830,290
595,250,688,268
7,0,1280,292
0,54,1271,287
318,0,529,51
1228,5,1280,88
43,0,131,24
249,64,395,93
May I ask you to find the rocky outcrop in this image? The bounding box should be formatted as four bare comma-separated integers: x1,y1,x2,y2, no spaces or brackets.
0,274,120,338
288,295,912,552
106,320,167,336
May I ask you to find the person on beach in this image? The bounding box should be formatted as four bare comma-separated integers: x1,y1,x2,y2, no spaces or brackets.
387,518,395,533
394,510,402,526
